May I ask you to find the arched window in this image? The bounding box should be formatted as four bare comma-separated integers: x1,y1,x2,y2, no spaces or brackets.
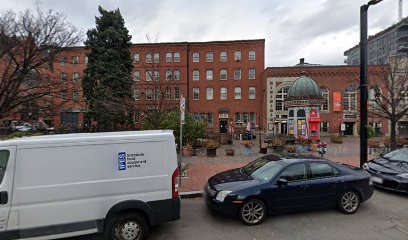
320,87,329,111
343,86,357,111
145,53,152,63
275,86,289,111
297,109,306,118
289,110,294,118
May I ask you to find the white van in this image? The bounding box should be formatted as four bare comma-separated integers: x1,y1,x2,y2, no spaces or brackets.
0,130,180,240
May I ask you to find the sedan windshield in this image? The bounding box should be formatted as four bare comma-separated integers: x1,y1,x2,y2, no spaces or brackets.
242,157,284,181
383,148,408,162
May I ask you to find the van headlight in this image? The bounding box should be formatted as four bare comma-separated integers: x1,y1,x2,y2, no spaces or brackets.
215,191,232,202
397,173,408,179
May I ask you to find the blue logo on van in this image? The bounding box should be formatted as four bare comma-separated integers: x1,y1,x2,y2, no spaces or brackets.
118,152,126,171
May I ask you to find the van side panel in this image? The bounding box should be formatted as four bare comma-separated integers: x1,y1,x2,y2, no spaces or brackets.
11,137,176,231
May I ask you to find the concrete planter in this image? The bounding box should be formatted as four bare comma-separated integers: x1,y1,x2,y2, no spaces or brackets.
207,148,217,157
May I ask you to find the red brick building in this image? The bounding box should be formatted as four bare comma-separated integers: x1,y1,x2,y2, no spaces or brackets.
263,62,389,136
36,39,265,132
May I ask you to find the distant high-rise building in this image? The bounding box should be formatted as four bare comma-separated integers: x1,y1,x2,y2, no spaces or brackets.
344,17,408,65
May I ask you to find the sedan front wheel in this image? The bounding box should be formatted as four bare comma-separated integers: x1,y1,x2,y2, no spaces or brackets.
239,199,267,225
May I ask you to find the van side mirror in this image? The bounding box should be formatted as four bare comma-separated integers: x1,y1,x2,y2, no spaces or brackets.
276,178,288,187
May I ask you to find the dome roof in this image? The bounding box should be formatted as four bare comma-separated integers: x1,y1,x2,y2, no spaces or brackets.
287,75,322,100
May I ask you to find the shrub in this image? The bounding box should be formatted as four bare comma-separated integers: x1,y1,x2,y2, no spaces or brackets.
330,135,343,144
241,140,254,148
205,139,219,149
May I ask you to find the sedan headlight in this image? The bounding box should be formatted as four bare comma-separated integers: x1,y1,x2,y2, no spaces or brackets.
215,191,232,202
397,173,408,179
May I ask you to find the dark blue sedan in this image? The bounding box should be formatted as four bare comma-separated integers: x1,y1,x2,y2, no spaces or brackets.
205,155,374,225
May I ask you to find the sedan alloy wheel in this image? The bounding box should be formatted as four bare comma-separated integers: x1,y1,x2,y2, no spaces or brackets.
338,191,360,214
239,199,266,225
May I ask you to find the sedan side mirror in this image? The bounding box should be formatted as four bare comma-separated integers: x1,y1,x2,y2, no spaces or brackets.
276,178,288,187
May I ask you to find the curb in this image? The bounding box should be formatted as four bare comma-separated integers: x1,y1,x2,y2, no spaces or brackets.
180,191,203,199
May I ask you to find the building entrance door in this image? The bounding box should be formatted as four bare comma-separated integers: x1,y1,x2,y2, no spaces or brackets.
281,123,287,134
219,120,228,133
344,122,354,135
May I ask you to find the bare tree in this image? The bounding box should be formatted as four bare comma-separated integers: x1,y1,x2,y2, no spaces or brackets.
135,35,180,129
0,7,82,120
368,56,408,149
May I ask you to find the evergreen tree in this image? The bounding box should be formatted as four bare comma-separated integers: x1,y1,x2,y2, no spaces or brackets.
82,6,133,131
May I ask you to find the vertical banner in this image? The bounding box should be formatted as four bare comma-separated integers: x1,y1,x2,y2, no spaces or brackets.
333,92,342,112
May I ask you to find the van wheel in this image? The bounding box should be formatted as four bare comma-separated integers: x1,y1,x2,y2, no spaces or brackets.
337,191,360,214
105,213,150,240
239,199,267,225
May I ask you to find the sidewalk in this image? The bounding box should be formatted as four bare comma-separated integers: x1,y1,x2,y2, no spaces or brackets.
179,136,376,193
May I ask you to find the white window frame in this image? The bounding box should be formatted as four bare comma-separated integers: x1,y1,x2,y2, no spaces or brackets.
154,71,160,81
220,69,227,80
134,71,140,81
153,53,160,63
174,87,180,99
206,52,213,62
220,87,227,100
193,88,200,100
249,50,256,60
206,88,213,100
249,69,256,80
146,71,152,81
249,87,256,99
146,88,153,100
133,53,140,63
174,70,180,81
60,57,66,66
234,68,241,80
234,87,242,100
166,70,172,81
206,69,213,80
220,51,227,62
234,51,241,61
166,53,172,62
174,52,180,62
133,89,140,100
146,53,152,63
72,56,79,65
193,52,199,62
193,70,199,81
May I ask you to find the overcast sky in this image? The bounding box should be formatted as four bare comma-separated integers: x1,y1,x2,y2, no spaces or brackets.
0,0,403,66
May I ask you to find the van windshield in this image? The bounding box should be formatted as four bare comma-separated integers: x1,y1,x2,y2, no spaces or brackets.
0,150,9,185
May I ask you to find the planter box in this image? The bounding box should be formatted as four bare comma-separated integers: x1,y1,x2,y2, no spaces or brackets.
225,149,235,156
207,148,217,157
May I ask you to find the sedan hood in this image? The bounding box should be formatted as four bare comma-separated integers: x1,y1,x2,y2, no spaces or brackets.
208,168,260,192
367,158,408,175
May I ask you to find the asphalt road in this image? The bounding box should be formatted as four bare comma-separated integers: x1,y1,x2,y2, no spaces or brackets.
65,189,408,240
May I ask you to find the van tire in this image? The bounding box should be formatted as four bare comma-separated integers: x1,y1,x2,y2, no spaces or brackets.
104,212,150,240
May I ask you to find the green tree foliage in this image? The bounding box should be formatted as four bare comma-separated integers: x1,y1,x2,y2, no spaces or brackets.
143,111,206,145
82,6,133,131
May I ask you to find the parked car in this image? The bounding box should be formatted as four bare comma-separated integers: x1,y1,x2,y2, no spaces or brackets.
14,123,32,132
363,147,408,193
205,155,373,225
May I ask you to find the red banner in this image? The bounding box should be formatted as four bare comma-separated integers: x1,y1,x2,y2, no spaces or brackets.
333,92,342,112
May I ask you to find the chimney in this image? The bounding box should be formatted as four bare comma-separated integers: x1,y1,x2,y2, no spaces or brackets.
299,58,305,64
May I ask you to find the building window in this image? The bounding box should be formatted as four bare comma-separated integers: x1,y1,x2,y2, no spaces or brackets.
234,68,241,80
174,87,180,99
72,56,79,65
276,86,289,111
207,113,214,127
154,53,160,63
220,69,227,80
165,87,172,100
166,70,172,81
72,72,79,82
73,90,80,101
174,52,180,62
206,52,213,62
146,88,153,100
343,88,357,111
249,87,256,99
193,88,200,100
134,71,140,81
193,52,199,62
250,112,256,125
60,57,66,66
235,112,241,125
166,53,172,62
133,53,139,63
321,87,329,111
146,53,152,63
60,72,67,82
154,71,160,81
133,89,140,100
61,91,67,101
320,122,329,133
193,70,199,81
174,70,180,80
146,71,152,81
242,112,248,124
220,51,227,62
249,69,256,79
234,87,242,99
155,88,161,100
85,56,88,65
234,51,241,61
220,87,227,100
249,50,256,60
206,88,213,100
133,109,140,123
206,69,213,80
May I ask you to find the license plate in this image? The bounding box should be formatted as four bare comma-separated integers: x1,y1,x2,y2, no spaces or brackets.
371,176,383,184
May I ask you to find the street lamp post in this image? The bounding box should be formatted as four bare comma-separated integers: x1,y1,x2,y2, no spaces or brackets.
360,0,383,168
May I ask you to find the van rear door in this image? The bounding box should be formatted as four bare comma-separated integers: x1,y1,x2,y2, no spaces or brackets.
0,146,15,232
